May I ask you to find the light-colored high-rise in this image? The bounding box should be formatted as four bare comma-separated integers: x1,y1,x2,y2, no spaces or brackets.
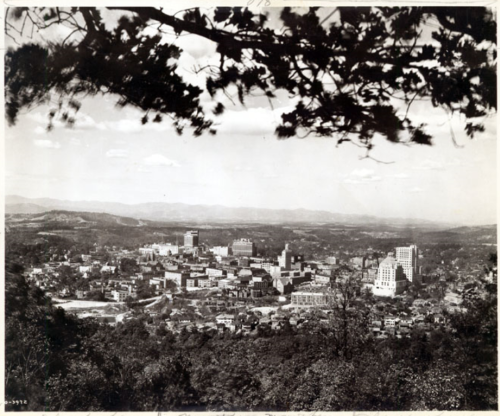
373,252,407,297
279,243,292,270
184,230,199,247
395,245,419,283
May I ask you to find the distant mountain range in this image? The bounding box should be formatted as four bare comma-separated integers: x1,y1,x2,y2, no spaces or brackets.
5,209,153,228
5,195,460,228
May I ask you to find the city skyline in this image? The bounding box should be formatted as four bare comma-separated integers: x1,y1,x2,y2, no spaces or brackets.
4,6,497,413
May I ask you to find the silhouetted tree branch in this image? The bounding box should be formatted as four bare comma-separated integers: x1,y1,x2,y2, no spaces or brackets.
5,6,497,149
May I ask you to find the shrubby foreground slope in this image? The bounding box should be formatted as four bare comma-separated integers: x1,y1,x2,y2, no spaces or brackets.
5,267,497,411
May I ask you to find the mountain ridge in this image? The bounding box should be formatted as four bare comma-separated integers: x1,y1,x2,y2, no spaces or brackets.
5,195,462,228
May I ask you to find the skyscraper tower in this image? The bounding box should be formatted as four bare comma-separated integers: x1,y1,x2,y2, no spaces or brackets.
395,245,419,283
184,230,199,248
373,252,407,297
279,243,292,270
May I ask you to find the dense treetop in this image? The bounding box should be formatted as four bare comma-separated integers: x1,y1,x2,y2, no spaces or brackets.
5,7,497,150
5,269,498,411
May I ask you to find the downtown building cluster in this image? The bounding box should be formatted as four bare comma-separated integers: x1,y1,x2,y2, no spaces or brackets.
20,225,496,338
27,228,425,303
373,245,420,297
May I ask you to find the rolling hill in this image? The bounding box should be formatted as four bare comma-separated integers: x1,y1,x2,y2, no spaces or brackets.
5,210,153,228
5,195,457,228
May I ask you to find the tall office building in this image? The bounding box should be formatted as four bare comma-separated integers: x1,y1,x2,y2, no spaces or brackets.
184,230,199,248
279,243,292,270
396,245,419,283
232,238,256,256
373,252,407,297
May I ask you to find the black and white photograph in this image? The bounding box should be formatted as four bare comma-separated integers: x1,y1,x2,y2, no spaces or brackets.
3,3,498,412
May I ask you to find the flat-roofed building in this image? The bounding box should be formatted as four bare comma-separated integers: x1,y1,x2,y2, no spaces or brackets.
315,273,333,285
186,275,209,287
211,246,232,256
154,243,183,256
139,247,156,257
250,262,273,272
112,290,129,302
373,253,407,297
291,291,330,306
232,238,256,256
216,314,235,325
206,267,226,278
326,256,338,265
199,279,217,288
396,245,419,283
184,230,199,248
252,275,271,291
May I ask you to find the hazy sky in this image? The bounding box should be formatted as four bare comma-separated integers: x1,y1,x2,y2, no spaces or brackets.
4,7,497,226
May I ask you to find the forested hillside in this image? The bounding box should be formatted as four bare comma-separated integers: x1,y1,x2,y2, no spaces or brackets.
5,268,497,411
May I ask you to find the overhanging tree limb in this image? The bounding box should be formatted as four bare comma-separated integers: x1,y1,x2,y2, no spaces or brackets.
4,6,497,149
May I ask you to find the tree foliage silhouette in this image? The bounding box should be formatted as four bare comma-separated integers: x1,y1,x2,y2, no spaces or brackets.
5,6,496,150
4,270,498,411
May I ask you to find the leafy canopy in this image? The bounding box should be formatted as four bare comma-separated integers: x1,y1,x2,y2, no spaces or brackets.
5,7,497,150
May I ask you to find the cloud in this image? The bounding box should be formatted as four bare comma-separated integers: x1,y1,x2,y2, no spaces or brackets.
33,139,61,149
409,187,425,193
74,113,106,130
100,118,173,134
342,168,381,184
106,149,129,159
143,154,180,167
216,107,281,136
176,33,217,59
351,169,375,178
28,111,104,131
343,177,382,184
27,110,172,134
103,119,142,133
412,159,444,170
34,126,46,135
